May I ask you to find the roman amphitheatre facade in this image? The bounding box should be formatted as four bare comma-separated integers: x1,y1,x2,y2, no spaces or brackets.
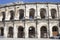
0,2,60,38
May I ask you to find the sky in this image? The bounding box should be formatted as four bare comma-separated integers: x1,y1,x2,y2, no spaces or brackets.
0,0,60,4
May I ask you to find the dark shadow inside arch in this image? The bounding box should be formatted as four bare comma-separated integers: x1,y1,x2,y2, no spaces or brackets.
19,9,24,19
51,9,57,19
2,12,5,21
8,27,13,38
18,26,24,38
0,27,4,38
10,10,14,20
40,26,47,38
40,8,46,19
52,26,58,36
29,8,35,19
29,26,35,38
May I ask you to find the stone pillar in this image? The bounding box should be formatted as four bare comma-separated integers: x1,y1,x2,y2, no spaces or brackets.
59,28,60,34
37,6,41,19
58,24,60,35
25,26,28,38
50,27,53,37
14,9,19,20
5,7,10,20
14,26,17,38
56,9,58,19
37,27,40,38
25,8,29,19
49,9,52,19
35,8,37,19
37,10,41,19
4,26,8,38
45,8,48,19
0,13,3,21
47,26,50,38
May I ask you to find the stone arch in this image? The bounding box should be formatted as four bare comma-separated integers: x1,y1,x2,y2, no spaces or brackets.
28,26,35,38
52,26,58,36
0,27,4,37
40,26,47,38
10,10,14,20
8,27,13,38
18,26,24,38
40,8,46,19
37,23,48,38
51,9,57,19
19,9,24,19
29,8,35,19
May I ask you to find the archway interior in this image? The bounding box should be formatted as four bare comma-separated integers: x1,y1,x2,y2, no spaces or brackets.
29,8,35,19
10,10,14,20
29,26,35,38
18,26,24,38
52,26,58,36
41,26,47,38
40,8,46,19
0,27,4,37
51,9,56,19
2,12,5,21
8,27,13,38
19,9,24,19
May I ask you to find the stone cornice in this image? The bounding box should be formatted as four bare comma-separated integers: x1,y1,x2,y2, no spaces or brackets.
0,2,60,8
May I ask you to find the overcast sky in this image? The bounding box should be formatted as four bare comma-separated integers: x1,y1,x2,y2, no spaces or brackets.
0,0,60,4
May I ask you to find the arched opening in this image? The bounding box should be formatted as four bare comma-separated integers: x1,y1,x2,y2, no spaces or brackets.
40,26,47,38
29,8,35,19
8,27,13,38
19,9,24,19
29,26,35,38
10,10,14,20
51,9,57,19
0,27,4,37
18,26,24,38
40,8,46,19
2,12,5,21
52,26,58,36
